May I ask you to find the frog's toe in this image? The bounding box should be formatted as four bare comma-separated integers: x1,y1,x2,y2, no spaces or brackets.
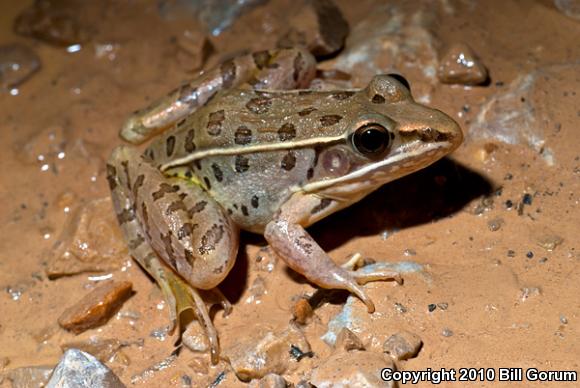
156,264,222,364
350,269,403,286
202,288,233,318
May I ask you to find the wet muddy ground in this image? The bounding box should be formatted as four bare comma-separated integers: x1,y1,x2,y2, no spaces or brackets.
0,0,579,387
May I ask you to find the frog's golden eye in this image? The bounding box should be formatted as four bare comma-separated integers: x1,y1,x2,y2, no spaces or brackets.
352,123,392,155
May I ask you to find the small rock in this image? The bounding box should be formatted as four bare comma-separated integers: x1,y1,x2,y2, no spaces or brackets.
278,0,349,57
182,320,210,353
441,328,454,337
438,43,488,85
335,328,364,352
6,365,53,388
245,276,267,304
47,349,125,388
46,197,128,279
519,287,542,302
226,324,311,382
187,357,209,375
554,0,580,20
61,338,122,363
291,297,313,325
383,331,423,360
13,1,93,46
58,280,133,334
0,44,41,88
248,373,288,388
534,232,564,252
437,43,488,85
311,351,395,388
487,217,504,232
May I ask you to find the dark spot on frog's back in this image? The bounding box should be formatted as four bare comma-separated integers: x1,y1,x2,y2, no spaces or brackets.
203,177,211,190
331,91,355,100
235,155,250,173
234,126,252,145
185,129,196,152
144,147,155,161
251,195,259,208
278,123,296,141
152,183,180,200
166,135,176,156
298,107,317,116
220,59,237,88
211,163,224,182
241,205,249,216
281,151,297,171
320,114,343,126
246,96,272,114
207,110,225,136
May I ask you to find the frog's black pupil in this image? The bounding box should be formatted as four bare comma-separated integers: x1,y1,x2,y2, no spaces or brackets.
353,124,391,155
387,73,411,90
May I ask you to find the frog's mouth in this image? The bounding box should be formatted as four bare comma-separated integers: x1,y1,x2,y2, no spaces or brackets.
296,140,451,199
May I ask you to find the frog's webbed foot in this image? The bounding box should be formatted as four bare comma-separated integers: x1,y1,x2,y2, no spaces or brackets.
265,220,402,314
149,257,224,364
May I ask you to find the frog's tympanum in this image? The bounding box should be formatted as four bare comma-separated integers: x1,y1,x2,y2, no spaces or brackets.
107,48,463,363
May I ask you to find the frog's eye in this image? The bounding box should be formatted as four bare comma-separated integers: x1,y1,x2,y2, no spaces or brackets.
352,123,392,155
387,73,411,91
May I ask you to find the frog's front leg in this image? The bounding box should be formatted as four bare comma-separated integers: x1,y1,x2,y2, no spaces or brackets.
121,47,316,144
107,146,238,364
264,193,402,313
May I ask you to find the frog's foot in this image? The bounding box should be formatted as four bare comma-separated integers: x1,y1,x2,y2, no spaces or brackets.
151,258,222,364
265,219,402,314
342,252,403,285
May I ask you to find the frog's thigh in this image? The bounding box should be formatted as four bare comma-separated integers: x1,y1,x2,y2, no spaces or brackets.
112,147,238,290
121,47,316,144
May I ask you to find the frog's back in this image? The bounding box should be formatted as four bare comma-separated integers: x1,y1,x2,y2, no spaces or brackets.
142,88,367,232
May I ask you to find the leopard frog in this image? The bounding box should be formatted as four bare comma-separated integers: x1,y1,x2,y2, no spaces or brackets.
106,47,463,363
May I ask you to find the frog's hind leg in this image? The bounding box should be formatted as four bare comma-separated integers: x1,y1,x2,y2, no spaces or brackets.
107,146,237,364
121,47,316,144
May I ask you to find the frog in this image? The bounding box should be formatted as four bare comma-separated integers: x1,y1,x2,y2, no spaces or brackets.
106,47,462,364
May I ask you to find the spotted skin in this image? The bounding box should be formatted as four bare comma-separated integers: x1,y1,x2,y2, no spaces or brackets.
110,47,463,366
